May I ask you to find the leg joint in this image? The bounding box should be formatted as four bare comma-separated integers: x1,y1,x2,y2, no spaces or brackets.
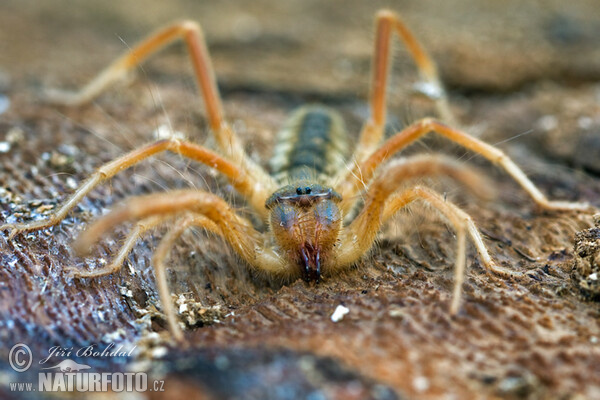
179,20,201,34
415,117,436,130
376,9,397,22
493,149,508,164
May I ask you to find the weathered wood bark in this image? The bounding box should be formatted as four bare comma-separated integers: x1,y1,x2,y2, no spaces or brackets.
1,1,599,398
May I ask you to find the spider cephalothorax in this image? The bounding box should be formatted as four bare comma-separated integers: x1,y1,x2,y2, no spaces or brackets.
1,10,590,342
266,182,343,282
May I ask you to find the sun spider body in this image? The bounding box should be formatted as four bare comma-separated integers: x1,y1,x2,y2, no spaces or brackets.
267,106,347,282
1,10,590,342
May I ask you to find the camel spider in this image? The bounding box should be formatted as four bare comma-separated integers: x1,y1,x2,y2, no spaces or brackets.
1,10,590,342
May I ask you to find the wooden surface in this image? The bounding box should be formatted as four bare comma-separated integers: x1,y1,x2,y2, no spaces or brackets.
1,1,600,399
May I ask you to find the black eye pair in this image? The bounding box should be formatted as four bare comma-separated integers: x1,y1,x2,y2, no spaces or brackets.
296,187,312,195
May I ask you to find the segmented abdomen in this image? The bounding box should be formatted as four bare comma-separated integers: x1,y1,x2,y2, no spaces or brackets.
270,105,348,182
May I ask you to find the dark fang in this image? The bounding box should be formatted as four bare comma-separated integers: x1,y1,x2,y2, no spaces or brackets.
300,244,321,283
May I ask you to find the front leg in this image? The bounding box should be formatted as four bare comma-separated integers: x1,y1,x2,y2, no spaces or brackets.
71,190,286,341
74,189,285,276
334,160,522,314
151,214,223,342
67,213,221,342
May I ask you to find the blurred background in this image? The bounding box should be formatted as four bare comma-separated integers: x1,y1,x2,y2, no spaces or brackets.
2,0,600,92
2,0,600,169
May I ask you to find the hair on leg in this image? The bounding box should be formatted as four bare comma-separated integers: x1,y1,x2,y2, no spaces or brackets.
340,118,590,211
337,184,487,314
337,153,494,215
352,10,455,165
65,215,166,278
73,189,285,275
1,138,276,239
151,213,221,342
43,20,270,181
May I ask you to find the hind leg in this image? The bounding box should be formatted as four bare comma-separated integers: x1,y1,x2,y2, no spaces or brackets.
352,10,454,165
44,21,270,180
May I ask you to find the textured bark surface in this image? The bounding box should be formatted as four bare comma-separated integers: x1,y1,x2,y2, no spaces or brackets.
1,1,600,399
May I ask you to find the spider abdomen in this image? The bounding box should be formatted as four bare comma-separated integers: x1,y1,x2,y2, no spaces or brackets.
270,105,348,182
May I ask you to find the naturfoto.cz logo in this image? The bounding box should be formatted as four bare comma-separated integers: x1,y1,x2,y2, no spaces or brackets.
8,343,164,393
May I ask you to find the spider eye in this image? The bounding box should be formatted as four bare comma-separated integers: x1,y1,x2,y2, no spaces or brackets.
296,187,303,195
305,187,311,194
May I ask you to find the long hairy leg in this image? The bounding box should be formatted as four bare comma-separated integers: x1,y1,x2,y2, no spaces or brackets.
338,118,590,211
64,215,167,278
381,188,520,279
353,9,454,164
337,183,498,315
70,190,286,341
46,23,222,150
336,159,488,268
1,138,276,238
44,20,270,182
73,190,285,275
64,189,280,342
66,213,220,342
152,214,221,342
337,153,493,215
